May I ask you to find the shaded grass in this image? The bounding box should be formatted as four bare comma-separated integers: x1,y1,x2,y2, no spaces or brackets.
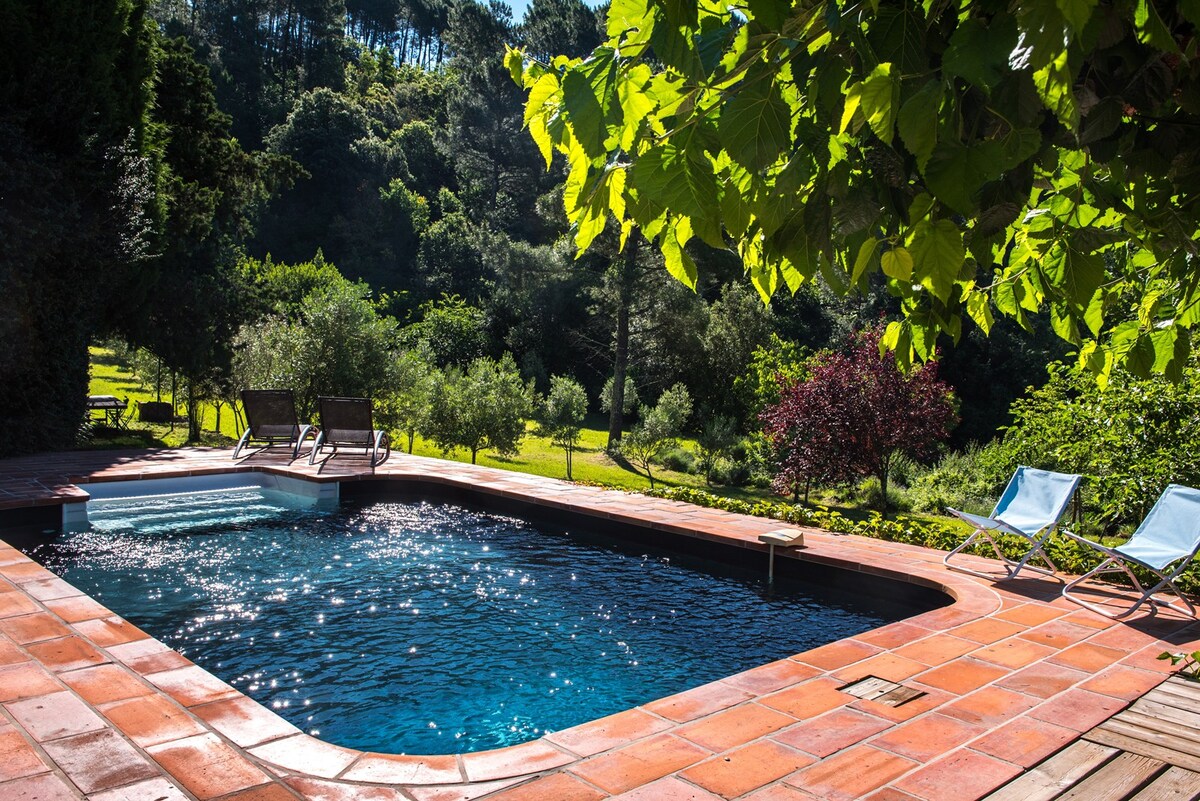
86,347,239,449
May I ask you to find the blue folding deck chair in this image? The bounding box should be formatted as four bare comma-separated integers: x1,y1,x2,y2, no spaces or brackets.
1062,484,1200,619
944,466,1082,580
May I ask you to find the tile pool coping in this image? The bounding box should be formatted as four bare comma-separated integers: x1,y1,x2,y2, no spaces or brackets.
0,447,1196,801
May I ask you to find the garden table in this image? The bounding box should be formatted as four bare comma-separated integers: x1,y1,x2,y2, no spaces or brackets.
86,394,128,428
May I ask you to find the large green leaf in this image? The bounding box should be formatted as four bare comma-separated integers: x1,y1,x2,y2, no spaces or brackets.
999,128,1042,170
909,218,965,302
852,236,877,284
607,0,655,46
1041,242,1104,309
630,141,720,223
923,141,1003,214
614,65,656,151
719,81,791,171
966,291,995,334
524,73,561,168
649,14,701,77
881,246,913,281
1033,48,1078,129
858,63,898,144
898,81,942,171
746,0,788,31
1135,0,1181,53
1056,0,1097,32
943,16,1018,92
662,222,698,289
866,7,929,77
561,51,616,159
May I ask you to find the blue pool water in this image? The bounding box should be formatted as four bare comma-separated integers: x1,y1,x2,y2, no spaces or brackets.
27,489,919,754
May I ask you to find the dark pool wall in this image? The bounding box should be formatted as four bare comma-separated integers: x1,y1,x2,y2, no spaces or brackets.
339,479,950,616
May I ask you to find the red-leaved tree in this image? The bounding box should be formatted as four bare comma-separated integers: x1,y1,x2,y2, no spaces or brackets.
761,326,958,509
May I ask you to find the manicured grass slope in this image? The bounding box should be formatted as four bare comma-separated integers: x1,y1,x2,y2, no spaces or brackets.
87,348,730,494
87,347,967,527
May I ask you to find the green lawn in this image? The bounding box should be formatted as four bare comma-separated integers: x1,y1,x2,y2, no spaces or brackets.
87,346,730,492
87,346,968,528
87,347,240,448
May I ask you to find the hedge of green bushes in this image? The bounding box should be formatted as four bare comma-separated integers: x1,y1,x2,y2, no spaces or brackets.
636,485,1200,596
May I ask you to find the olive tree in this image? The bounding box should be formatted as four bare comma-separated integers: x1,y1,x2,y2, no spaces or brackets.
536,375,588,479
233,278,396,421
621,383,692,487
424,353,535,463
379,347,437,453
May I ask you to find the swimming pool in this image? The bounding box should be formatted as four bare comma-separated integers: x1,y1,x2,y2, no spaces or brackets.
21,485,938,754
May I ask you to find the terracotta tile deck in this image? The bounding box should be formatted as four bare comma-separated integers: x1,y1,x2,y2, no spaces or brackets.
0,447,1198,801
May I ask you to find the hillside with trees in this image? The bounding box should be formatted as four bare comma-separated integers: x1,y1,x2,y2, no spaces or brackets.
6,0,1200,535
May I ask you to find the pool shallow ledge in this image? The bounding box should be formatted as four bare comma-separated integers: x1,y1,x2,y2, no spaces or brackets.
0,454,1011,795
63,471,339,531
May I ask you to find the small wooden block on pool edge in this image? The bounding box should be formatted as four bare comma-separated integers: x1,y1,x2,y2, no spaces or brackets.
758,528,805,548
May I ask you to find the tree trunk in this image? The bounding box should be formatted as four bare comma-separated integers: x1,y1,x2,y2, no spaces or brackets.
607,239,637,450
471,446,478,464
565,445,572,480
407,430,415,454
185,379,202,442
878,469,889,512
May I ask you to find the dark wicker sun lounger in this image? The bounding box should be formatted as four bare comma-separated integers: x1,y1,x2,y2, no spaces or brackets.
233,389,317,460
310,396,390,466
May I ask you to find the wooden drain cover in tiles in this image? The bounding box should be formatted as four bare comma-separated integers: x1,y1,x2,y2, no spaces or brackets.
838,675,926,707
985,676,1200,800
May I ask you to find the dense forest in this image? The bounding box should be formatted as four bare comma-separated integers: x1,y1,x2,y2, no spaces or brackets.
0,0,1072,461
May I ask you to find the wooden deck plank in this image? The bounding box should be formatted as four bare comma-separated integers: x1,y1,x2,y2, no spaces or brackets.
1128,765,1200,801
1094,716,1200,765
1123,699,1200,732
1056,752,1165,801
1088,728,1200,775
1118,710,1200,746
1146,679,1200,706
982,741,1119,801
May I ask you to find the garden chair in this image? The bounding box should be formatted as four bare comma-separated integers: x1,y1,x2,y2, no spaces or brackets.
233,389,317,460
1062,484,1200,619
944,466,1082,580
310,396,390,466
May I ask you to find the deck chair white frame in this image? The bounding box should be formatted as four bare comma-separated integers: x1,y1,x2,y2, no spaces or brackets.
1062,484,1200,619
944,466,1082,580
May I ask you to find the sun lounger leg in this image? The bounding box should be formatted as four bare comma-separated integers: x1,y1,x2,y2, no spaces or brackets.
233,429,253,460
309,431,326,465
945,528,1057,580
1062,558,1155,619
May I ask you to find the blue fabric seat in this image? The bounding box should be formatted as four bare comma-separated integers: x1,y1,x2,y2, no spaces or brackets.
944,466,1082,580
1062,484,1200,619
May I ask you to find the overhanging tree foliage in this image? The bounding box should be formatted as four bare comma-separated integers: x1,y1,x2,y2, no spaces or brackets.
509,0,1200,383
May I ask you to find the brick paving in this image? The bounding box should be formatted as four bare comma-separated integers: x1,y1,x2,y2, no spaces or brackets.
0,446,1196,800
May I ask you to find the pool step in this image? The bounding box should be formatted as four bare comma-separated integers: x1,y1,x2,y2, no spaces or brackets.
88,490,304,534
